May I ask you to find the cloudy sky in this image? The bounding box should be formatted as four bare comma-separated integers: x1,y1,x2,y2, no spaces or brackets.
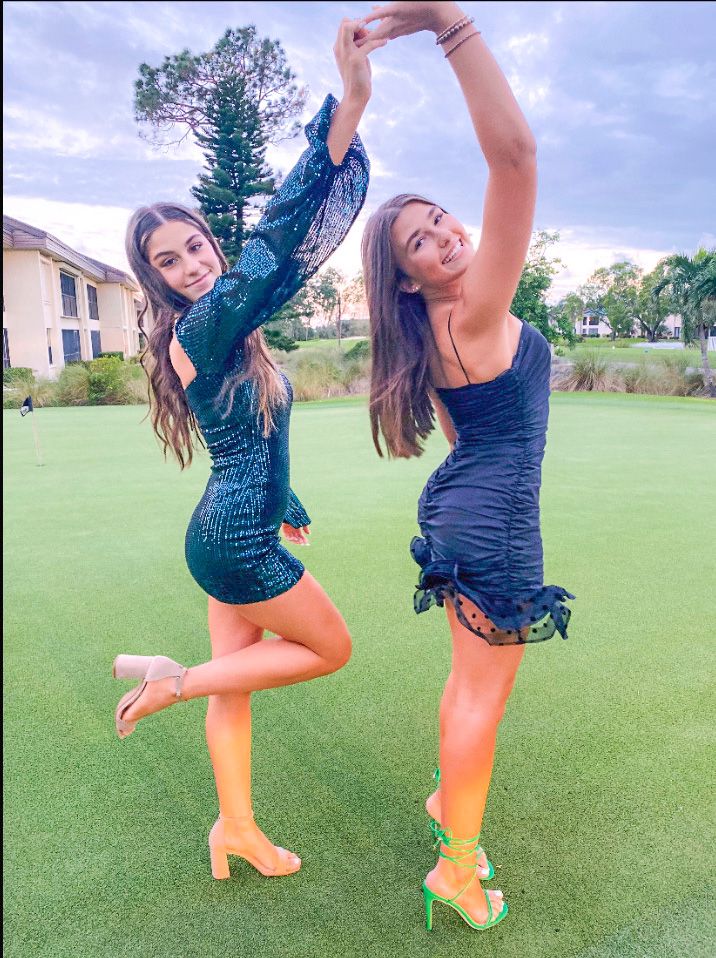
4,0,715,300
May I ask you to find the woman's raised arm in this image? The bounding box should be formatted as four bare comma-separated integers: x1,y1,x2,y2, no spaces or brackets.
175,21,383,376
363,2,537,332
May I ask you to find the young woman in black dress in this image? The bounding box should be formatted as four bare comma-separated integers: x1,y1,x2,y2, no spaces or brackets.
360,1,573,931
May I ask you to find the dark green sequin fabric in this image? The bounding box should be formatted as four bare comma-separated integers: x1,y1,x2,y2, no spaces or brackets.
176,95,369,604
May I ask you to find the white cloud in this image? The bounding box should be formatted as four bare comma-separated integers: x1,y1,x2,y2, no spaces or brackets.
4,105,113,158
546,231,672,302
653,62,703,101
3,102,204,164
3,195,135,274
504,32,550,57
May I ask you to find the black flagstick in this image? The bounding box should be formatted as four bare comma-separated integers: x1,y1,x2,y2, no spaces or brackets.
20,395,44,466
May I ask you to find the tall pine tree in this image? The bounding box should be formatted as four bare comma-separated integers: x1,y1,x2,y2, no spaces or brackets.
134,26,307,266
191,83,274,264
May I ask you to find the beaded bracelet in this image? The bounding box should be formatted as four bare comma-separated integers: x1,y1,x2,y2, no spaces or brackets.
444,29,481,58
435,15,475,46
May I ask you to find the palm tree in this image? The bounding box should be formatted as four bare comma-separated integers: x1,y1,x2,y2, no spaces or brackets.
655,250,716,398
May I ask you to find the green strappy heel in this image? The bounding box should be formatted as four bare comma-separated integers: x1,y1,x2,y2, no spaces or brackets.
423,825,508,932
427,769,495,880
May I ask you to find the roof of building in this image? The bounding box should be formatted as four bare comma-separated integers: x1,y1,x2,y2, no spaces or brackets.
3,214,138,290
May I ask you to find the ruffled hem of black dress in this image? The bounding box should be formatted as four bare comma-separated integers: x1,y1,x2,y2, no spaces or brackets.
411,536,575,647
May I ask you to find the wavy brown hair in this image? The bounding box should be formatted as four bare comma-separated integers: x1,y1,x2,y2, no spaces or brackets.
361,194,441,459
126,203,287,468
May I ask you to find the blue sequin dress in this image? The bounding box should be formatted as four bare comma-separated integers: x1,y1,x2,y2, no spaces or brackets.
411,320,575,644
174,95,369,604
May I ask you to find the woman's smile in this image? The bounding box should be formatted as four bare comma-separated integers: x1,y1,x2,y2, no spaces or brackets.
442,238,463,265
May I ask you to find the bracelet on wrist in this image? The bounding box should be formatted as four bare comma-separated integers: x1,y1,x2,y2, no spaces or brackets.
435,15,475,45
444,29,481,58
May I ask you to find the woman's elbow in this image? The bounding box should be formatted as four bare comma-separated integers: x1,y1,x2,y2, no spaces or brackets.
490,136,537,171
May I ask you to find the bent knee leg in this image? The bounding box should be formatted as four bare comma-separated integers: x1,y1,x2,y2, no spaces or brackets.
322,620,352,673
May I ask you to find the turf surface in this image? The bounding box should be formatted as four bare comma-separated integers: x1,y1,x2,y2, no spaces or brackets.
4,394,715,958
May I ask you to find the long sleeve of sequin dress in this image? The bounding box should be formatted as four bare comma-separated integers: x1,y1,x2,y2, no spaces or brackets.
175,93,369,604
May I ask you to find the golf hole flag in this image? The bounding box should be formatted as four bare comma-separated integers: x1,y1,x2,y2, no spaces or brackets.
20,395,34,416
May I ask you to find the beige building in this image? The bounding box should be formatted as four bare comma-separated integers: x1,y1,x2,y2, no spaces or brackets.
3,215,146,378
573,309,685,340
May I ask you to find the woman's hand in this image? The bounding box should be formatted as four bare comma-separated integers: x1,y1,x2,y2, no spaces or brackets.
358,1,463,42
333,17,387,104
281,523,311,545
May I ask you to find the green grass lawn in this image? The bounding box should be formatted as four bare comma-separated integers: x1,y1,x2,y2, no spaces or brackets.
4,394,715,958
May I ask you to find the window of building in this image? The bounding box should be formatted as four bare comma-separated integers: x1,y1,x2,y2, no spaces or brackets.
673,327,681,339
87,284,99,321
3,328,10,369
91,330,102,357
588,328,599,337
60,272,78,318
62,328,81,363
589,317,599,326
47,329,53,365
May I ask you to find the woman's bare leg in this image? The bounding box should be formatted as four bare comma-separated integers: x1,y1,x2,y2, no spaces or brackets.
204,598,299,871
122,571,351,721
425,599,525,922
205,598,261,819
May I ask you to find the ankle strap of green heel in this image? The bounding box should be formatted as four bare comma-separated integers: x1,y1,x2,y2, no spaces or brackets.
432,824,486,902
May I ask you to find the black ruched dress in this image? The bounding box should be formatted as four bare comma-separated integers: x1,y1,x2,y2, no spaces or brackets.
412,319,575,645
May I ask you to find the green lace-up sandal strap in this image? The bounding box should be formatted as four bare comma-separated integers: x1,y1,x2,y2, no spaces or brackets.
423,825,508,931
432,825,484,902
429,767,495,880
428,816,442,844
431,823,488,876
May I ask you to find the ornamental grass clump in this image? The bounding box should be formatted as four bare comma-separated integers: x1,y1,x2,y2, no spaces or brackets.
55,363,90,405
2,375,56,408
278,343,372,400
290,352,344,401
654,352,704,396
561,350,620,392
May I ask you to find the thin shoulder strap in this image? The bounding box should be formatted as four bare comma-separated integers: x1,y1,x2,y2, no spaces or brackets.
447,309,472,385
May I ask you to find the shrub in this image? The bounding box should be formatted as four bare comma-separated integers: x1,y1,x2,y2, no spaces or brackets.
3,367,35,387
126,362,146,382
291,354,343,401
87,356,130,404
340,360,370,394
98,351,124,360
344,339,370,361
56,363,90,405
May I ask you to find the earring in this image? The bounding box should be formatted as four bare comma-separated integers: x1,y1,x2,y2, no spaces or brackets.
408,284,421,294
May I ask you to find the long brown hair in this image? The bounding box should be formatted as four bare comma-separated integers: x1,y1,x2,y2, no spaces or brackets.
361,194,439,458
126,203,287,468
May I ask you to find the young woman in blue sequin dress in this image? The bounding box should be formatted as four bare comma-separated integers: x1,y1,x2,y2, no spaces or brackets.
113,19,384,881
360,1,574,932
